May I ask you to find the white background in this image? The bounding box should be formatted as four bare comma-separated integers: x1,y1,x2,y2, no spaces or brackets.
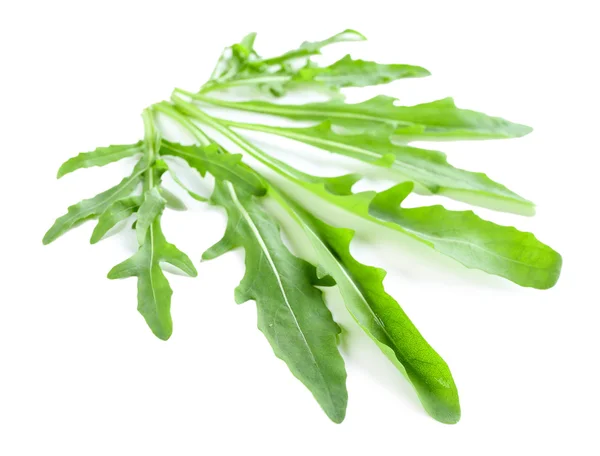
1,1,599,454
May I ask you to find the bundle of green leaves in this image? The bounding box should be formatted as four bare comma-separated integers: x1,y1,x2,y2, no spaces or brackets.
44,30,562,424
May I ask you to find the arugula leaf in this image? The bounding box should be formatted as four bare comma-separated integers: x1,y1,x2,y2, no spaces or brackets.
202,55,429,96
223,119,534,215
292,54,430,88
173,99,560,289
57,142,144,178
107,110,197,340
203,180,348,423
298,175,559,289
108,211,197,340
43,159,147,245
190,92,532,140
370,182,561,289
273,190,460,423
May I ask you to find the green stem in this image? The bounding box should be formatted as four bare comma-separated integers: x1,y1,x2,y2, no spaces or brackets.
250,49,315,68
174,89,414,128
218,118,379,162
170,94,310,184
174,88,281,115
153,102,212,146
142,108,158,157
141,107,160,192
199,74,293,94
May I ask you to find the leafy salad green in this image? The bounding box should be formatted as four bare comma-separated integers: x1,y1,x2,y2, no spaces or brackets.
44,30,562,424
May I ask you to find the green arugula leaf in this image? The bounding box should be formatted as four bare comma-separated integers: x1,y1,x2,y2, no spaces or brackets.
90,196,142,244
57,142,144,178
370,182,561,289
304,175,560,289
292,54,430,88
203,180,348,423
108,211,197,340
202,55,429,96
190,92,532,140
106,110,198,340
224,119,534,215
273,190,460,423
43,159,147,245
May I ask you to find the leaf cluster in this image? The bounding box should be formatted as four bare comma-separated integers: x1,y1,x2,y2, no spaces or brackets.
44,30,562,423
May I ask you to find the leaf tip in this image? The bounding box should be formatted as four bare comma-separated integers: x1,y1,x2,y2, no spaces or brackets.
515,123,534,137
153,330,172,341
342,28,367,41
42,227,57,245
537,252,563,290
328,412,346,424
322,398,347,424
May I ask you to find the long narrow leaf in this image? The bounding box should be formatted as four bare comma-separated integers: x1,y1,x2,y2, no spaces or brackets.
108,213,197,340
191,93,532,140
57,142,144,178
227,119,534,215
203,180,348,423
293,55,430,88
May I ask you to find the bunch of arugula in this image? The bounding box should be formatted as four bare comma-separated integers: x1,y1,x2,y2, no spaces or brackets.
44,30,561,424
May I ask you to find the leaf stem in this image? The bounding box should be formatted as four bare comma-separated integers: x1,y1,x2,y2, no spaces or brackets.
174,88,264,113
199,74,293,94
170,93,309,183
141,107,160,192
174,89,413,128
153,102,212,146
